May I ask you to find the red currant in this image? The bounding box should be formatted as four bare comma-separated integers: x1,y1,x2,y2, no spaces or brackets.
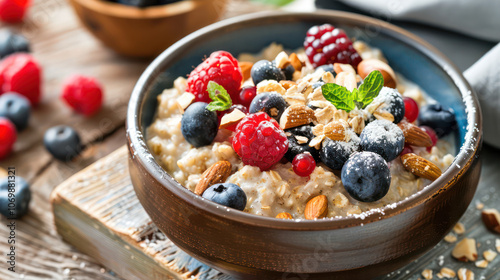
400,145,413,156
403,97,419,123
292,153,316,177
0,117,16,159
238,86,256,108
420,126,438,152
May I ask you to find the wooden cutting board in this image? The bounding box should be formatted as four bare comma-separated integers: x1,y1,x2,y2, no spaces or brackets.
50,146,500,280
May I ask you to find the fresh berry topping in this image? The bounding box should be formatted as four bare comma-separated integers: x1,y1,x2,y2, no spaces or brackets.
360,120,404,162
248,92,287,122
238,86,257,108
304,24,362,68
0,0,30,23
232,112,288,171
181,102,218,147
320,136,360,170
284,125,320,163
400,145,413,156
418,103,457,137
217,104,248,131
0,30,30,59
202,183,247,211
61,75,104,116
316,64,335,74
250,60,285,86
403,97,419,123
44,125,82,161
0,176,30,218
0,53,42,105
186,51,242,103
282,64,295,80
373,87,405,123
420,125,438,152
0,117,16,159
341,151,391,202
0,92,30,131
292,153,316,177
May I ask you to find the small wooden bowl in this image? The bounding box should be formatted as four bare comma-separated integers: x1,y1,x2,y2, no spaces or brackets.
127,11,482,279
67,0,228,57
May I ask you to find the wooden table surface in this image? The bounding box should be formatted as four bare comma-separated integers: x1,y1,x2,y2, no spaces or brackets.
0,0,268,279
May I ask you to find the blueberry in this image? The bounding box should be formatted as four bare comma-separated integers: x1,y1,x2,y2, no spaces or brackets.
282,64,295,80
317,64,335,75
0,92,30,131
418,103,457,137
251,60,286,86
0,176,31,218
0,30,30,59
360,120,404,162
373,87,405,123
116,0,157,7
341,151,391,202
249,92,288,122
284,125,321,163
202,183,247,211
44,125,82,161
181,102,218,148
320,136,360,170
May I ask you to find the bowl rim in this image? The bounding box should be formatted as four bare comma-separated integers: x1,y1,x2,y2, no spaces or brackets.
70,0,200,19
126,10,482,230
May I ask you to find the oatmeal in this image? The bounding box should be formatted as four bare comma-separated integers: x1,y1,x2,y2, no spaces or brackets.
147,24,456,219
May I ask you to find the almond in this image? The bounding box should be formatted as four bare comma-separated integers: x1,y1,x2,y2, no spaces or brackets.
280,80,297,90
275,51,290,69
373,110,395,122
398,121,433,147
323,120,349,141
289,53,304,71
457,268,474,280
219,109,246,129
239,61,253,81
357,59,397,88
452,238,478,262
176,92,196,112
333,63,356,74
483,249,497,261
421,269,433,280
276,212,293,219
280,104,317,130
401,153,442,181
335,72,357,92
305,195,328,220
194,161,232,195
438,267,456,278
481,208,500,234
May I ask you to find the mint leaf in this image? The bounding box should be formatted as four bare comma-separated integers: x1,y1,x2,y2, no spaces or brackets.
321,83,356,112
356,70,384,108
206,81,232,112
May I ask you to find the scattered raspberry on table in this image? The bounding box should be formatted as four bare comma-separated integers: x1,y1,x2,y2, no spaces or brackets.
0,117,16,159
61,75,104,116
0,53,42,105
0,0,31,23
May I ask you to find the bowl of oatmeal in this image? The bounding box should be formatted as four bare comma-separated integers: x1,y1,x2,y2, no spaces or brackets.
127,11,482,279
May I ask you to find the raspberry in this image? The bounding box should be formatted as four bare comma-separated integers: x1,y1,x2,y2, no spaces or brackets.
0,53,42,105
304,24,362,68
186,51,242,103
0,0,30,23
232,112,288,171
61,75,103,116
0,117,16,159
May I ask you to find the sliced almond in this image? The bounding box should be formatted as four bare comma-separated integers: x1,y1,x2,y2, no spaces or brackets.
176,92,196,112
275,51,290,69
219,109,246,129
305,195,328,220
421,269,433,280
257,80,286,95
475,259,488,268
401,153,442,181
357,59,397,88
444,233,457,243
333,63,356,74
398,121,433,147
454,222,466,235
294,135,309,144
280,104,317,130
452,238,478,262
289,53,304,71
239,61,253,81
309,135,325,150
323,121,348,141
483,249,497,261
335,72,357,92
373,110,395,122
280,80,297,90
276,212,293,219
457,268,474,280
439,267,456,278
194,161,232,195
321,71,335,84
349,115,365,135
481,208,500,234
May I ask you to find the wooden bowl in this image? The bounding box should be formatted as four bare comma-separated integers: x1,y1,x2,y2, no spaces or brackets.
67,0,228,57
126,11,482,279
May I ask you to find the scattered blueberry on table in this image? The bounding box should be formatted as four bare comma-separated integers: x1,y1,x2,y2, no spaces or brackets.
0,92,31,131
0,176,31,218
202,183,247,211
0,29,30,59
44,125,82,161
